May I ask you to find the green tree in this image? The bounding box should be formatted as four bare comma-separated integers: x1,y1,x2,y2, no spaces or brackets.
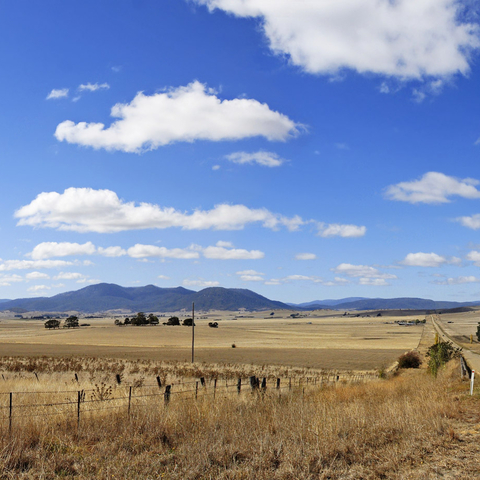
64,316,79,328
165,316,180,326
427,341,461,377
45,319,60,329
148,314,159,325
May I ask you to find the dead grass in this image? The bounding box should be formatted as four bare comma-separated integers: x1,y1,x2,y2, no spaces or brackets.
0,357,477,479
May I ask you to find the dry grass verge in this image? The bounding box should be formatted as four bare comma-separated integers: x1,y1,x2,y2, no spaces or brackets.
0,357,476,479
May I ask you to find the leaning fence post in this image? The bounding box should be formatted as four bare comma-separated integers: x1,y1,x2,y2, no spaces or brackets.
77,391,81,430
237,378,242,395
9,392,12,435
156,376,162,389
164,385,171,405
471,370,475,396
128,386,132,417
213,378,217,400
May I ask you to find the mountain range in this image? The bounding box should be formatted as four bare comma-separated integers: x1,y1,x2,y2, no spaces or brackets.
1,285,479,313
0,283,290,313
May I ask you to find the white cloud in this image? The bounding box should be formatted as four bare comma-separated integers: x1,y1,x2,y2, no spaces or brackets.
54,81,300,153
193,0,479,79
432,276,480,285
332,263,397,286
0,274,23,286
456,214,480,230
295,253,316,261
212,165,221,171
78,82,110,92
401,252,461,267
127,244,200,259
466,251,480,266
182,279,220,288
317,223,366,238
15,188,305,233
236,269,265,281
202,241,264,260
225,151,286,167
266,274,322,285
29,241,96,260
385,172,480,204
46,88,69,100
25,272,50,280
97,246,127,257
27,285,50,293
157,275,170,280
0,260,73,272
53,272,86,280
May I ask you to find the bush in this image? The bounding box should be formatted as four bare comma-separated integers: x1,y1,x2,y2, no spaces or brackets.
398,351,422,369
426,341,461,377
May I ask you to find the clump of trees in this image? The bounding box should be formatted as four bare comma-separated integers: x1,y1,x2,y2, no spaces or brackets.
45,319,61,329
182,318,195,327
164,316,180,326
64,316,79,328
118,313,160,326
427,341,461,377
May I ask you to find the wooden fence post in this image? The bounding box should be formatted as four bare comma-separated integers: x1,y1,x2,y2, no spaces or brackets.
164,385,171,405
77,391,81,430
250,376,258,391
128,386,132,417
237,378,242,395
261,378,267,390
156,376,162,389
9,392,12,436
195,381,198,400
276,378,280,390
289,377,292,390
213,378,217,400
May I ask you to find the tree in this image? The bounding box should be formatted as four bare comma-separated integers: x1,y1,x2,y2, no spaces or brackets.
45,319,60,329
476,322,480,342
427,341,461,377
131,312,148,326
148,314,159,325
164,316,180,326
124,317,131,325
64,316,79,328
182,318,195,326
114,319,124,326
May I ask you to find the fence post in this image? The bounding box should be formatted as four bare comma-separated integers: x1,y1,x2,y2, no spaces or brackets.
164,385,171,405
214,378,217,400
276,378,280,390
471,370,475,396
156,376,162,389
195,381,198,400
289,377,292,390
250,376,258,391
77,391,81,430
261,378,267,390
237,378,242,395
200,377,205,387
128,386,132,417
9,392,12,436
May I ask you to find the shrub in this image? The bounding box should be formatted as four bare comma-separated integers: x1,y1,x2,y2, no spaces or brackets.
426,341,461,377
397,351,421,369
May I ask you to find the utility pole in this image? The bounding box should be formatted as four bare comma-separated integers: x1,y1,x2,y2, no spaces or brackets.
191,302,195,363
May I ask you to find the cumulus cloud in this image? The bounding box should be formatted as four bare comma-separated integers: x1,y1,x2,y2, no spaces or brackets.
317,223,366,238
46,88,69,100
401,252,461,267
265,274,322,285
97,246,127,257
456,214,480,230
0,260,73,272
78,82,110,92
25,272,50,280
333,263,396,285
225,151,286,167
157,275,170,280
385,172,480,204
15,188,306,233
202,241,264,260
182,279,220,288
432,275,480,285
53,272,86,280
295,253,317,260
0,274,23,286
193,0,479,79
27,285,50,293
236,269,265,281
466,251,480,266
29,242,96,260
127,244,200,259
54,81,300,153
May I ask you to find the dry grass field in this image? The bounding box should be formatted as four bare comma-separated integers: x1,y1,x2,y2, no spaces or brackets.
435,309,480,351
0,311,424,371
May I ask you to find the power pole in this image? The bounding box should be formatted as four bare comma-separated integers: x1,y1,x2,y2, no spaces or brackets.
191,302,195,363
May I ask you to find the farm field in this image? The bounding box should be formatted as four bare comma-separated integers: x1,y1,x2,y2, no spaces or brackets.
0,310,424,370
435,309,480,351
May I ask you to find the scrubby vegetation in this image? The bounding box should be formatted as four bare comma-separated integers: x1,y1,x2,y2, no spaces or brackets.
427,340,461,377
397,350,422,369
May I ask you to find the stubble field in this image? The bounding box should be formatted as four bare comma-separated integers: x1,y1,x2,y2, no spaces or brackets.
0,310,424,371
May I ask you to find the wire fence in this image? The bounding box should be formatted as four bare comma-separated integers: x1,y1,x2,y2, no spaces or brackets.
0,372,379,433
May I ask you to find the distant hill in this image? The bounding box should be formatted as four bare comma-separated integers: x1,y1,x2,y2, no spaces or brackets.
0,283,291,313
327,297,478,311
292,297,367,308
0,299,11,304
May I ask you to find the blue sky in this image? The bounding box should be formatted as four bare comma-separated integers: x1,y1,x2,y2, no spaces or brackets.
1,0,480,303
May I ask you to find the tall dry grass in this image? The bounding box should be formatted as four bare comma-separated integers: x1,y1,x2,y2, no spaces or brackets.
0,356,467,479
